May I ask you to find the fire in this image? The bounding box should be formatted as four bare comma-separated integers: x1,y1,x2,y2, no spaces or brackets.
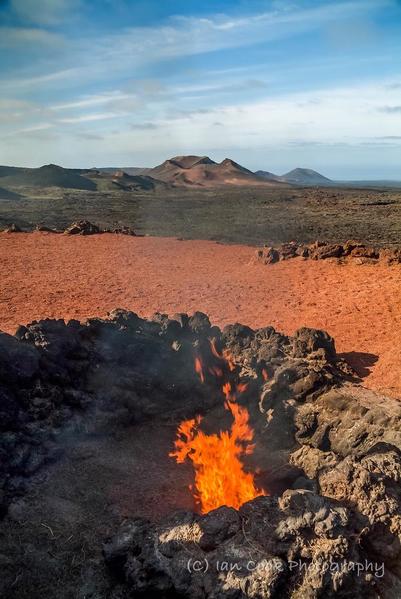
170,341,266,513
194,357,205,383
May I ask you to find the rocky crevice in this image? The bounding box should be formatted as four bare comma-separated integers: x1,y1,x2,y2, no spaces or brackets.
1,309,401,597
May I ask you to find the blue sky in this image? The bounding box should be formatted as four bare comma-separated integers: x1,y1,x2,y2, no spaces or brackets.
0,0,401,178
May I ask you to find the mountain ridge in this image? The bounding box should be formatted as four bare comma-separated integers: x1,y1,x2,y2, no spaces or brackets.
2,157,394,190
145,155,284,187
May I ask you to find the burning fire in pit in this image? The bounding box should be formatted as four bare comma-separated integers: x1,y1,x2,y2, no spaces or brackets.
170,340,266,513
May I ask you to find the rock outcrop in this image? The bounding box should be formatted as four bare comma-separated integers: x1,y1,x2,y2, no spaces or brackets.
256,240,401,265
63,220,101,235
105,441,401,598
2,310,401,596
0,311,348,517
62,221,137,236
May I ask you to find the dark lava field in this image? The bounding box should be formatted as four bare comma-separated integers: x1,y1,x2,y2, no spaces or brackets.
1,184,401,247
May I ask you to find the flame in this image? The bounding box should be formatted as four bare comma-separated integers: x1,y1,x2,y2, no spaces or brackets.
194,357,205,383
210,337,236,371
170,341,266,513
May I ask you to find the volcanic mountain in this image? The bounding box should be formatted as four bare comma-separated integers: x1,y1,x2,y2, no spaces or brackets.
0,166,26,178
1,164,97,191
254,170,282,182
256,167,332,185
146,155,284,187
281,168,332,185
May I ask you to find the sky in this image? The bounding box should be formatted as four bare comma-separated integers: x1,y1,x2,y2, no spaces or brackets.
0,0,401,178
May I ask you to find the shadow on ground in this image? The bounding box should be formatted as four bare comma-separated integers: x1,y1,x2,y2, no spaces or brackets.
339,351,379,378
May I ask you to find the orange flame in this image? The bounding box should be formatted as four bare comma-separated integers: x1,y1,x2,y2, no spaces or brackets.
194,357,205,383
170,341,266,513
210,337,236,371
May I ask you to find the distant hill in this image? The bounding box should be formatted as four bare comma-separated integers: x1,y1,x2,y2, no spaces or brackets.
1,164,97,191
254,170,282,182
0,166,26,178
97,166,151,176
334,179,401,189
6,159,393,191
255,167,333,186
146,155,284,187
111,170,168,191
281,168,332,185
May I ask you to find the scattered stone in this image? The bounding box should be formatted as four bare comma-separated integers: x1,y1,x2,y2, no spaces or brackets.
380,248,401,265
35,224,60,233
342,239,366,254
110,226,136,236
63,220,101,235
279,242,299,260
256,240,388,265
350,246,379,259
309,242,344,260
257,246,280,264
3,223,22,233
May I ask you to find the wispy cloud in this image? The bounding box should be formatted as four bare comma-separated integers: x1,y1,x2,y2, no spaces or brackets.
377,135,401,139
75,132,104,140
58,112,127,124
89,1,386,76
1,0,387,90
130,122,158,130
378,105,401,113
1,68,80,91
51,92,130,111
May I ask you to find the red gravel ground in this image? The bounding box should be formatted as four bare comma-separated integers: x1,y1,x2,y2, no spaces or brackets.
1,231,400,397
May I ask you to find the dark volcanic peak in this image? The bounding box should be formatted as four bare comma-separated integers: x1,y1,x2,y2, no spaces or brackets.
169,155,216,169
0,165,26,178
111,172,166,191
1,163,97,191
282,167,332,185
97,166,151,176
255,170,281,181
220,158,253,173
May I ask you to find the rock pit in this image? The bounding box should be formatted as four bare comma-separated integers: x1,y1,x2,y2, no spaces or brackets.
1,310,401,598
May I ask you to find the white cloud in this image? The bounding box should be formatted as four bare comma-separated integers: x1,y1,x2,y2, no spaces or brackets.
95,0,385,72
163,78,401,147
16,123,54,133
1,0,386,92
51,92,130,111
58,112,128,124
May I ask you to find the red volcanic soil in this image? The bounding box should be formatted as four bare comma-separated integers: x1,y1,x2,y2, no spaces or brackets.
1,232,401,397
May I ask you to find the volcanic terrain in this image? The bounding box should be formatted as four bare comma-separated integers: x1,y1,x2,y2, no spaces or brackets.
144,155,283,187
1,231,401,397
